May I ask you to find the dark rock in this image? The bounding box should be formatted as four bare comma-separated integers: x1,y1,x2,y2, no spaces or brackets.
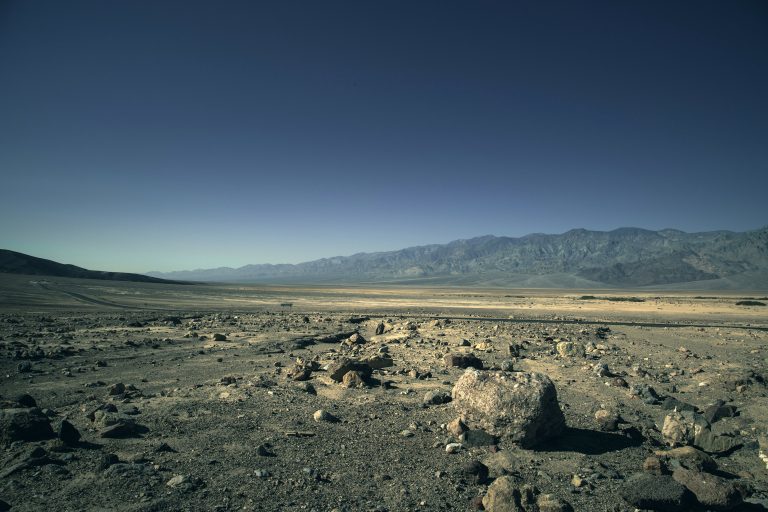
656,446,717,472
0,408,55,445
155,442,177,453
631,384,661,405
315,331,358,344
327,358,372,382
703,400,738,424
17,361,32,373
444,353,484,369
694,429,742,455
86,403,118,421
672,467,744,510
619,473,693,511
99,420,141,438
375,322,385,335
423,390,452,405
98,453,120,470
212,333,227,341
14,394,37,408
460,460,489,484
108,382,126,395
58,420,81,446
461,429,498,447
0,498,9,511
661,397,697,412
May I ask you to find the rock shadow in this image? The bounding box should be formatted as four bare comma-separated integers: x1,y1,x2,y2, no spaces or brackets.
539,427,643,455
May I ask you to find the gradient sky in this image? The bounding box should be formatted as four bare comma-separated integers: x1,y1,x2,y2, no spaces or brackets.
1,1,767,273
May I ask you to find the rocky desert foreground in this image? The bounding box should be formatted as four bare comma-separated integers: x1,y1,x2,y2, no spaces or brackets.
1,275,767,511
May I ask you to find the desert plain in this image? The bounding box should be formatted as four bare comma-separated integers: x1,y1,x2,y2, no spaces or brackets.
1,273,767,511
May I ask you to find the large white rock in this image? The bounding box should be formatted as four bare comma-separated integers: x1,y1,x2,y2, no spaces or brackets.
451,370,565,448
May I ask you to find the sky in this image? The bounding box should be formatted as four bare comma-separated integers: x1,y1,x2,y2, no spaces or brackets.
1,1,767,273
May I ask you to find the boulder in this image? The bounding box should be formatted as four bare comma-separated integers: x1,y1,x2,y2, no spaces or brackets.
672,467,743,510
327,358,373,382
661,410,742,454
654,446,716,472
619,473,693,511
451,370,565,447
58,420,81,446
0,408,55,445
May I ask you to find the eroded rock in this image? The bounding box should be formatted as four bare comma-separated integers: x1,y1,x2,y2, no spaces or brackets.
451,370,565,447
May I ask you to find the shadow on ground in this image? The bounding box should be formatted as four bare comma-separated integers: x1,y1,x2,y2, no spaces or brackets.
540,427,644,455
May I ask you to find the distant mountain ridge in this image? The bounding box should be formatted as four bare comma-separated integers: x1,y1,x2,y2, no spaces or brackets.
0,249,188,285
148,227,768,288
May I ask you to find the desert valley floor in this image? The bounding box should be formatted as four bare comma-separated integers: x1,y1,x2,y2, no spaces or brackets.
1,274,767,511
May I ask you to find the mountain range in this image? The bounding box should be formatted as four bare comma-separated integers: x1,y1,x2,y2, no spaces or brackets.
147,227,768,289
0,249,186,285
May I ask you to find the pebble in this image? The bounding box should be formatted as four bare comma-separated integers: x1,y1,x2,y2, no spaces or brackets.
445,442,462,454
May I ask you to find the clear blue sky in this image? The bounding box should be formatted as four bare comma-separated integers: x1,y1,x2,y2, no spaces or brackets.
1,1,767,273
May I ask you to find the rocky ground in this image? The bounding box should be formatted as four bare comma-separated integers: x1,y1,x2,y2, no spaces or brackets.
1,294,768,511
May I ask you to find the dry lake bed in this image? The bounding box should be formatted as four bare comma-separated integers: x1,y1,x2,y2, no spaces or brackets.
1,274,767,511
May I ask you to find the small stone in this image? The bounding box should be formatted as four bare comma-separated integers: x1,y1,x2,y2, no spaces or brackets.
342,370,366,388
423,390,452,405
594,409,619,431
536,494,573,512
313,409,334,422
345,333,366,345
482,477,537,512
327,358,373,382
643,455,667,475
446,417,467,436
256,444,274,457
254,469,270,478
460,429,498,447
445,442,463,454
166,474,200,491
99,420,140,438
298,382,317,395
108,383,126,395
213,333,227,341
459,460,489,484
571,475,585,488
444,353,484,369
58,420,81,446
98,453,120,470
556,341,584,358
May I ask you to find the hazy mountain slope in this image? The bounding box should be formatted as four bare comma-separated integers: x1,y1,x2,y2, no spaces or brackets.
0,249,189,285
148,227,768,287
